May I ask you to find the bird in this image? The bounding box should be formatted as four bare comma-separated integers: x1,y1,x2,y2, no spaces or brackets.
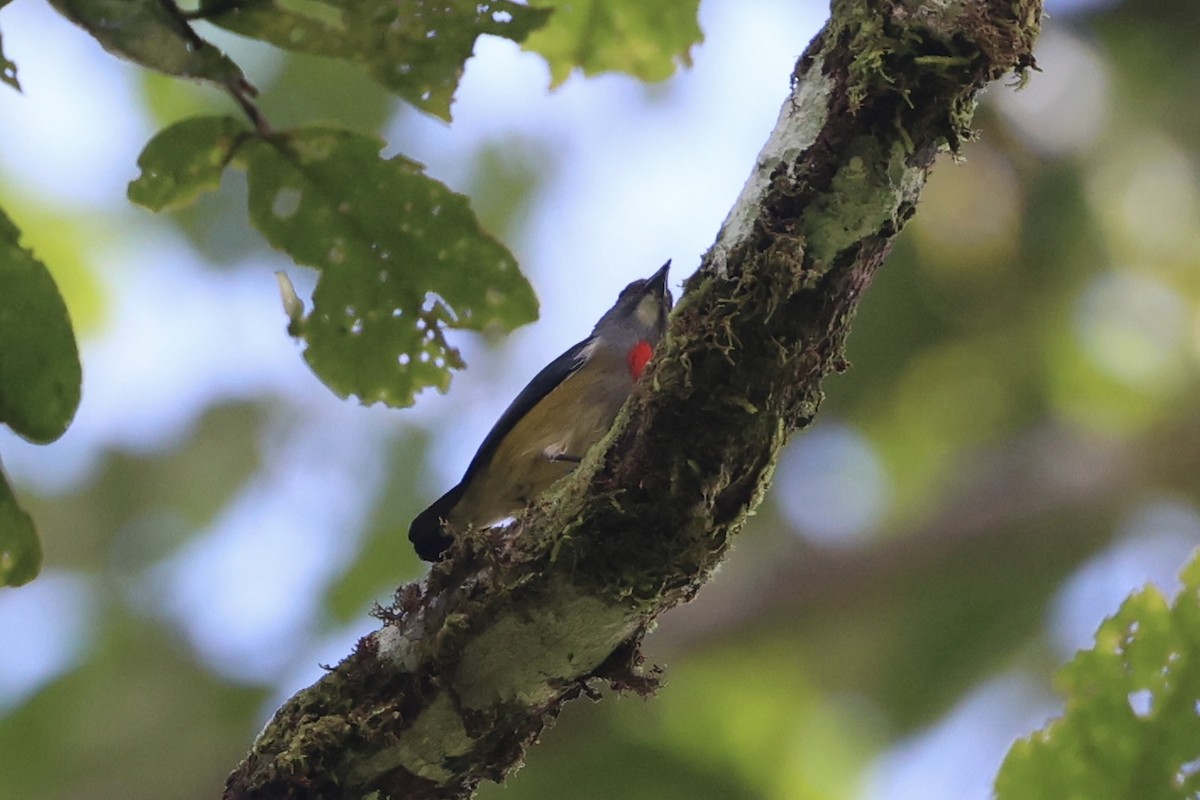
409,262,674,561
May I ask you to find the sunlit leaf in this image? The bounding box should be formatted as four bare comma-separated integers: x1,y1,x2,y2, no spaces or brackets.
522,0,702,87
995,548,1200,800
128,116,249,211
202,0,551,120
0,466,40,587
236,126,537,406
47,0,247,89
0,208,81,444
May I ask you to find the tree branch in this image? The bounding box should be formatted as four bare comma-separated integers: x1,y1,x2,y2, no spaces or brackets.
223,1,1041,797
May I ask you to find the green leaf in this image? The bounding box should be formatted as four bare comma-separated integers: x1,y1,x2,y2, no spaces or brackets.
202,0,551,120
995,549,1200,800
0,466,41,587
0,208,82,444
47,0,247,89
236,127,537,406
128,116,250,211
128,119,536,405
522,0,703,87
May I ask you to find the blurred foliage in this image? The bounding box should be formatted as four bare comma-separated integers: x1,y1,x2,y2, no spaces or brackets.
201,0,550,122
0,614,267,800
253,51,398,133
464,138,560,247
522,0,703,87
2,0,1200,797
21,402,266,573
996,549,1200,800
323,430,431,622
481,641,876,800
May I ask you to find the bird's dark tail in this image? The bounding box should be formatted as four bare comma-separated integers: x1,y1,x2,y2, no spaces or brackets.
409,484,465,561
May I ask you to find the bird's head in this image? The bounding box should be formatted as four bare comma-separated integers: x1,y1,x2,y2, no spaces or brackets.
592,261,673,379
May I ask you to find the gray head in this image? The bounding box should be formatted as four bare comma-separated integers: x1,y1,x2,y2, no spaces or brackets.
592,261,674,354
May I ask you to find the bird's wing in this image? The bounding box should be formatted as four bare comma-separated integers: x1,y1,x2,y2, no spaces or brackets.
409,339,591,561
459,337,592,484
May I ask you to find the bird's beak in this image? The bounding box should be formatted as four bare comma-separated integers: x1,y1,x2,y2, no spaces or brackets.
647,261,671,295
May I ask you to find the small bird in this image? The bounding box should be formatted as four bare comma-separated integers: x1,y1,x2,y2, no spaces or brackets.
409,262,674,561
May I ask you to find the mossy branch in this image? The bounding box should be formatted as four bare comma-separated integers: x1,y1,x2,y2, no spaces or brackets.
223,1,1041,797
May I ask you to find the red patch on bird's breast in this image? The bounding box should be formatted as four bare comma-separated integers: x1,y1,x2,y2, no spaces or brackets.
627,340,653,380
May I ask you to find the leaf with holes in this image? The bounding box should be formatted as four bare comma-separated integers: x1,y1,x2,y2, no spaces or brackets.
523,0,703,87
235,127,537,406
201,0,550,121
995,549,1200,800
128,115,250,212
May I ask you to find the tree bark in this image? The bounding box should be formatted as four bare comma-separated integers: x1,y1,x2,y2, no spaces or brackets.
223,1,1042,797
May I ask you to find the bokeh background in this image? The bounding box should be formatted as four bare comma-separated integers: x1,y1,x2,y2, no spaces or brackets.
2,0,1199,797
